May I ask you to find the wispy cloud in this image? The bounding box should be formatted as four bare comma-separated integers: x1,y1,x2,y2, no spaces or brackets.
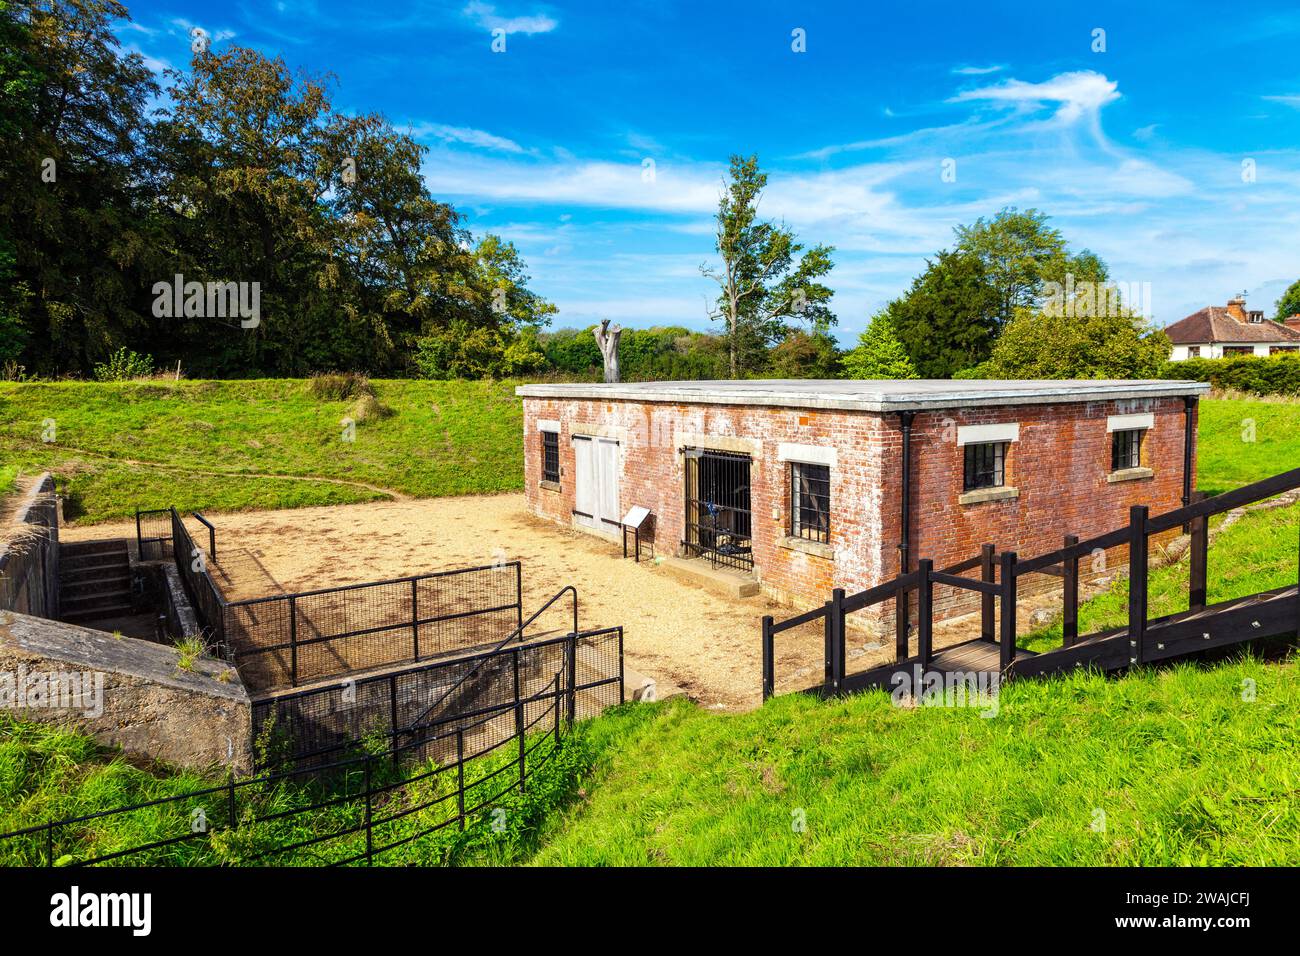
409,123,528,154
949,70,1121,126
1263,94,1300,108
952,64,1005,76
462,2,558,35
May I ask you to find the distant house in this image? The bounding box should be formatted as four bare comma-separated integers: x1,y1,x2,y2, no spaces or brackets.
1165,296,1300,360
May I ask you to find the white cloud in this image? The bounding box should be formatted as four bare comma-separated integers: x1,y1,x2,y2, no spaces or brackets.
409,123,527,154
950,70,1120,126
462,2,557,35
1263,94,1300,108
953,64,1005,75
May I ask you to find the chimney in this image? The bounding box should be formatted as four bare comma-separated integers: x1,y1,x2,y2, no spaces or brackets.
1226,296,1248,322
1286,314,1300,333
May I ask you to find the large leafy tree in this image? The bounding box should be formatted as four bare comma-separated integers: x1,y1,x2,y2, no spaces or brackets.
0,0,163,374
1274,279,1300,321
883,249,1000,378
702,154,835,377
978,306,1170,380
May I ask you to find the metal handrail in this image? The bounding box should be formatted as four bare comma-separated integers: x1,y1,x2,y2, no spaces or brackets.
409,584,578,730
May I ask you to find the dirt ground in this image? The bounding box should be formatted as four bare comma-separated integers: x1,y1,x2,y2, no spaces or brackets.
64,494,843,710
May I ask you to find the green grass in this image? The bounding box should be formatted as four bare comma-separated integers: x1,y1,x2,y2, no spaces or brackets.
0,464,17,495
0,716,597,866
0,379,524,523
1021,499,1299,653
3,381,1297,525
508,656,1300,866
1197,397,1300,496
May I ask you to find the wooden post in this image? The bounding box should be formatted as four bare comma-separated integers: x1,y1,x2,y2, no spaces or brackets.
916,561,933,666
1062,534,1080,647
999,551,1017,673
1189,491,1208,612
823,591,845,695
1128,505,1150,665
761,615,775,701
979,544,996,643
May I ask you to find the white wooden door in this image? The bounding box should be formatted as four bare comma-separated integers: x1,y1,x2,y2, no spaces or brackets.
572,435,598,530
572,435,620,533
595,438,621,532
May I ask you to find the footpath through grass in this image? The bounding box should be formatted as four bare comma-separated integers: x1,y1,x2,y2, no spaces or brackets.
0,379,524,523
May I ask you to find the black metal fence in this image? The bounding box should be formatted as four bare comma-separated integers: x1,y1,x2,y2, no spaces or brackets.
684,448,754,572
170,508,232,659
252,626,624,770
0,627,625,866
135,508,172,561
0,475,59,618
227,561,525,690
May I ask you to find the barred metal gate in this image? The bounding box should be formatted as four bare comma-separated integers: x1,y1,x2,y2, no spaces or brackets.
683,448,753,572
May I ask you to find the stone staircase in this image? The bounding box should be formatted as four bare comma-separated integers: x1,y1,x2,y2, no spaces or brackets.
59,539,133,624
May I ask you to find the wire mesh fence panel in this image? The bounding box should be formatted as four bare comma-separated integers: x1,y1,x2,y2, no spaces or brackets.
135,509,172,562
227,563,522,692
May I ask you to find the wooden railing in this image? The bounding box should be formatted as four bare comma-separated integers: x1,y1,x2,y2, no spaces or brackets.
763,465,1300,700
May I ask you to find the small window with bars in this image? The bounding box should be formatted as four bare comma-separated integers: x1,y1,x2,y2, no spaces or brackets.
963,442,1007,492
541,430,560,483
1111,428,1143,472
790,462,830,543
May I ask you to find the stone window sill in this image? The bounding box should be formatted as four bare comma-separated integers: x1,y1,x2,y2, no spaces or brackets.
779,535,834,560
1107,467,1154,484
958,486,1019,506
539,479,561,493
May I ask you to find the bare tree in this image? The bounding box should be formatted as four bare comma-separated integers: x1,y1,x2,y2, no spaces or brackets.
594,318,622,383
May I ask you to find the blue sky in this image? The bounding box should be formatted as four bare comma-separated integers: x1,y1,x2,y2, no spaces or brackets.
114,1,1300,343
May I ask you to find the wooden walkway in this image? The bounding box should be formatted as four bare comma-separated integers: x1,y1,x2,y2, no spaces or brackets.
764,466,1300,700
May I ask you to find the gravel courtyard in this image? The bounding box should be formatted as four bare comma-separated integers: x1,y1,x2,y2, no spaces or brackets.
65,494,834,710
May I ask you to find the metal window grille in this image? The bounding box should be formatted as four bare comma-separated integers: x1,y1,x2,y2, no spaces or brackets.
683,449,753,572
963,442,1007,491
790,463,830,543
541,430,560,483
1112,428,1143,471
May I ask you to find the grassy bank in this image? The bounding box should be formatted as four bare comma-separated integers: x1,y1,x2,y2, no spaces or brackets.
0,379,523,523
2,380,1298,525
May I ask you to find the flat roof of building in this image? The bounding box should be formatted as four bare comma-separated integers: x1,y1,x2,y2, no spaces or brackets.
516,378,1211,413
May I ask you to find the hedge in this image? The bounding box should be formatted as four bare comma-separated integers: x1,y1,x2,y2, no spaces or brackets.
1159,355,1300,395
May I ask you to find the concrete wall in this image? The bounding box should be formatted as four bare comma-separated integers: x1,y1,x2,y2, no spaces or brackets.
521,394,1194,624
0,474,59,618
0,610,253,775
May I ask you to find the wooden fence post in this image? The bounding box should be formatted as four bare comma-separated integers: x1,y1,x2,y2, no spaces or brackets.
1062,534,1080,647
761,616,775,701
980,544,996,643
999,551,1018,673
916,561,933,666
1188,492,1208,612
1128,505,1150,665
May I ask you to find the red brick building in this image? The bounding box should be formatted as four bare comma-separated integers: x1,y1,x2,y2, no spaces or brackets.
517,379,1208,623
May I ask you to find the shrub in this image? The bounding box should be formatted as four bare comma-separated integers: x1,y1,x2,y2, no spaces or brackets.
91,348,154,382
308,371,374,401
1159,355,1300,395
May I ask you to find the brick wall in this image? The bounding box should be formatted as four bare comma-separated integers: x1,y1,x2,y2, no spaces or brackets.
521,394,1194,626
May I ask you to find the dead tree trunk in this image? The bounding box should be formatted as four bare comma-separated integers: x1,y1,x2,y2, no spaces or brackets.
594,318,623,383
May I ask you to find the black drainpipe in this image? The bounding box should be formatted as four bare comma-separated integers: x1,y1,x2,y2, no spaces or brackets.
1182,395,1196,509
896,411,915,652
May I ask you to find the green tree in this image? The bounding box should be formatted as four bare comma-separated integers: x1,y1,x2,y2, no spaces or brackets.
955,207,1108,330
981,306,1170,379
842,313,919,379
702,154,835,377
1274,279,1300,321
884,249,1001,378
0,0,163,374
